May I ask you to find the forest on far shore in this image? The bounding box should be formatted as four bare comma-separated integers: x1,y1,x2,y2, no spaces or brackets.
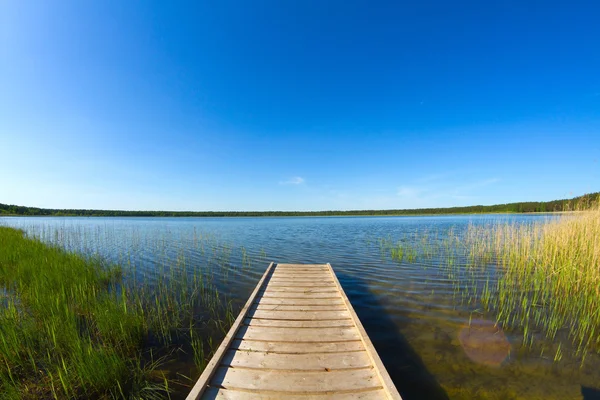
1,192,598,217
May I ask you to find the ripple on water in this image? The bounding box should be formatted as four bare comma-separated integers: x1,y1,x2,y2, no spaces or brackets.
1,215,599,399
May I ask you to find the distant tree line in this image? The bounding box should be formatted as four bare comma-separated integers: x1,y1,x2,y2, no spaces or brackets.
1,192,598,217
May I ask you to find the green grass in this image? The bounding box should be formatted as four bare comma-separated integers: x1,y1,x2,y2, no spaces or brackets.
0,226,234,399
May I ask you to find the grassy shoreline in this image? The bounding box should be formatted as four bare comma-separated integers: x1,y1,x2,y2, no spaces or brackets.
0,226,233,399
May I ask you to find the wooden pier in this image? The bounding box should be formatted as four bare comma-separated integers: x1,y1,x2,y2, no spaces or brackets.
187,263,401,399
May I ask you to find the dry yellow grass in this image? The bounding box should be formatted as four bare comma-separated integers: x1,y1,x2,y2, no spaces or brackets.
464,203,600,359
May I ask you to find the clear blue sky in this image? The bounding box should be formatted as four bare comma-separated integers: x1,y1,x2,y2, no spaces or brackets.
1,1,599,211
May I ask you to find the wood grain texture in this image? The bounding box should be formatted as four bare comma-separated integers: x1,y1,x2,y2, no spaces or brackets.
249,310,352,320
210,366,381,392
268,280,335,284
267,283,335,288
190,263,401,400
259,292,341,299
252,304,347,311
230,339,365,354
202,387,388,399
235,325,361,342
187,263,275,400
243,318,354,328
327,263,402,400
254,297,344,306
260,287,338,293
221,349,371,370
271,272,332,277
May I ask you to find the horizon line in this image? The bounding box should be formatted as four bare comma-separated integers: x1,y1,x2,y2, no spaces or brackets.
1,192,598,214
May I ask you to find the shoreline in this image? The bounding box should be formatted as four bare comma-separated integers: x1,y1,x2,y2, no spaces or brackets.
3,192,597,218
0,211,572,218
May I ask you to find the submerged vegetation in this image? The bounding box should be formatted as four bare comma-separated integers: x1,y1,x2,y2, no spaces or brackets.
0,226,241,399
380,202,600,362
2,195,600,398
1,192,599,217
465,205,600,360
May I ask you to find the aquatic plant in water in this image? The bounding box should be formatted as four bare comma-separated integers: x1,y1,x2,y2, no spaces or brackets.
0,225,248,398
379,203,600,364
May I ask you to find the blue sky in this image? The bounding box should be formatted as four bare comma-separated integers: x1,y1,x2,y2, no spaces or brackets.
1,1,599,211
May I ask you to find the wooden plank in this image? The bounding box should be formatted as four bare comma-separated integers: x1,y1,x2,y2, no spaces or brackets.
244,318,355,328
191,263,399,400
262,284,338,293
236,325,360,342
230,339,365,354
270,276,331,280
210,366,382,392
261,287,338,293
273,268,328,272
273,267,329,274
271,271,331,276
261,290,340,299
268,281,335,286
221,349,371,370
255,297,345,306
271,270,330,274
187,263,275,400
268,278,335,283
203,387,387,399
327,263,402,400
276,264,327,268
270,270,328,277
252,304,347,311
275,265,328,268
249,310,351,320
267,283,336,287
272,271,331,279
271,271,329,275
270,273,332,277
267,283,334,288
260,292,340,299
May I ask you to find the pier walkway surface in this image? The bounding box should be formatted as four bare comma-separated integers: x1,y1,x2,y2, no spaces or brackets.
187,263,401,399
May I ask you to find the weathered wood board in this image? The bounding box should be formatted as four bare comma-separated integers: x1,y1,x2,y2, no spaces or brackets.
187,263,401,399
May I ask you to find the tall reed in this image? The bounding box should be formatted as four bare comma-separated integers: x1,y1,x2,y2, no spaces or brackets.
0,225,243,398
378,203,600,361
464,205,600,358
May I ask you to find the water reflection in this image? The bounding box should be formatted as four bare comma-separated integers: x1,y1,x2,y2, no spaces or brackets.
1,215,599,399
340,272,449,399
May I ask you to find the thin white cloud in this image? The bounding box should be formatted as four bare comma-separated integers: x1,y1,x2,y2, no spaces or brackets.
395,177,500,208
279,176,305,185
453,178,500,193
397,186,421,198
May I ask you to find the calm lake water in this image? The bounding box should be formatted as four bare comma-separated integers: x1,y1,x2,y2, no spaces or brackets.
1,215,599,400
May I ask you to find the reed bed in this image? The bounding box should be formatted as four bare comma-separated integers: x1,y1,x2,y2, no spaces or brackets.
379,205,600,362
465,206,600,359
0,225,248,399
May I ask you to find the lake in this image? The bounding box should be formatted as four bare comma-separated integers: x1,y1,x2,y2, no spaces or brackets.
1,215,598,399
